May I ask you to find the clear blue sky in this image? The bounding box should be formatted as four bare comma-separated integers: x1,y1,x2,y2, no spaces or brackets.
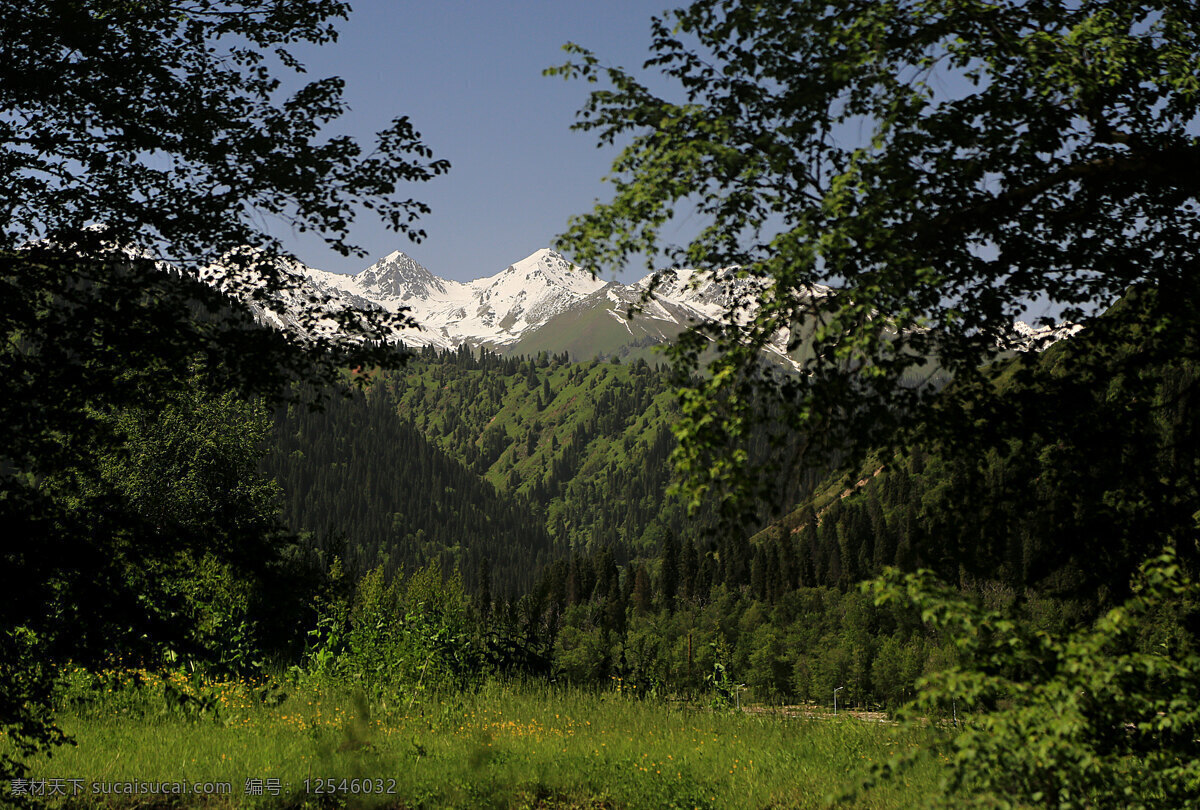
279,0,678,282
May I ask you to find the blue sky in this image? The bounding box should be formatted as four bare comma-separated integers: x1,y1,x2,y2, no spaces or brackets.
280,1,678,282
274,2,1078,328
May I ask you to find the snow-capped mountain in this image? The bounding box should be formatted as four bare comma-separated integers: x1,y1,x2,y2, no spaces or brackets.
1006,320,1084,352
289,248,827,365
218,246,1074,365
402,248,608,348
358,250,448,301
199,248,396,348
287,247,662,353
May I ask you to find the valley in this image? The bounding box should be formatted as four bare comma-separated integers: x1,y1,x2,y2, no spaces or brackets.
6,0,1200,805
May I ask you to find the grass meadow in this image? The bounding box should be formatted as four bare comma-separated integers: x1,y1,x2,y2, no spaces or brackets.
10,669,944,808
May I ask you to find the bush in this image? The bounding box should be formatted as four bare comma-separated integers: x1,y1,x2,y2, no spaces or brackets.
305,561,485,699
860,546,1200,809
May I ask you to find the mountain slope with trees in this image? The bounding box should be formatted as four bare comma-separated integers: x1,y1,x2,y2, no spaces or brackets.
264,347,746,598
376,347,708,553
492,285,1196,721
749,286,1200,603
266,385,554,596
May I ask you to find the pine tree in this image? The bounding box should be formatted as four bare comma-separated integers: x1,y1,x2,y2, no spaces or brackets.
660,533,680,608
632,564,653,614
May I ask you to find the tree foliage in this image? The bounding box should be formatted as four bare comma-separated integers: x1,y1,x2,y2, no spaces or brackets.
552,4,1200,801
305,562,483,699
1,0,451,358
0,0,446,781
0,0,448,263
862,547,1200,809
551,0,1200,516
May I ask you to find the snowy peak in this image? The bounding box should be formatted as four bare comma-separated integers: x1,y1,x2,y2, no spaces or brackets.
235,246,1076,362
1007,320,1083,352
483,248,603,296
356,250,447,301
633,267,831,318
432,250,604,345
274,247,610,351
466,249,606,334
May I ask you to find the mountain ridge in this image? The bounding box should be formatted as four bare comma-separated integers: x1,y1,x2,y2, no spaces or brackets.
213,245,1074,363
278,247,808,362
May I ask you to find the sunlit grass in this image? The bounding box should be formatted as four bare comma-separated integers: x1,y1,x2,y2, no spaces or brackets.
12,670,944,808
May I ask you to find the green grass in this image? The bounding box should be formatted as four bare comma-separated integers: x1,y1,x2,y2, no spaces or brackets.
14,671,944,808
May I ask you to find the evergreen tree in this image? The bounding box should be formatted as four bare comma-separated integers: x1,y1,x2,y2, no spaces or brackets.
660,533,680,608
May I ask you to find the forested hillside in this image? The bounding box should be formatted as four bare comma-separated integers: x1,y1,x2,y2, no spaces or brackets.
265,346,739,596
749,286,1200,602
265,388,553,594
256,278,1200,717
489,286,1200,709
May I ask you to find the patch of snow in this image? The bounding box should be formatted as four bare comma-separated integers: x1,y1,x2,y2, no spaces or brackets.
1007,321,1083,352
